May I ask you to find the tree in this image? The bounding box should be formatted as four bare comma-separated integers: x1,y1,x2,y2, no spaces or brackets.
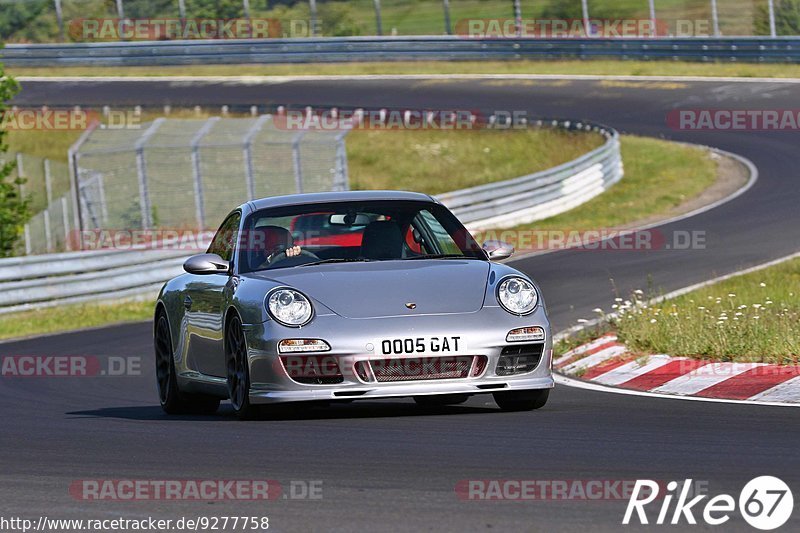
0,47,26,257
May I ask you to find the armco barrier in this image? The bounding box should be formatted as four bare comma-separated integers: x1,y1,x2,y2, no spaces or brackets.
3,36,800,67
0,120,622,313
440,121,621,231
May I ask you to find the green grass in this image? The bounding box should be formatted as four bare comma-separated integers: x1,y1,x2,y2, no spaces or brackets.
2,0,762,43
0,299,153,340
519,135,717,233
346,127,604,195
11,58,800,79
5,128,81,162
609,258,800,364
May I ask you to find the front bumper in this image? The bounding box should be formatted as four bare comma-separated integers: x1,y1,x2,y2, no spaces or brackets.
242,306,553,404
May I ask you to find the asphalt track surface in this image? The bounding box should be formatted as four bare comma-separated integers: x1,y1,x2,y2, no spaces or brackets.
4,76,800,531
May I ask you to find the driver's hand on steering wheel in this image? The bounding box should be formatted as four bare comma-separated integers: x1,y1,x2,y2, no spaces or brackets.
285,245,302,257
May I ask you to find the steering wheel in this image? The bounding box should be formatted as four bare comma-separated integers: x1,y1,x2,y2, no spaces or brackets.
267,246,319,266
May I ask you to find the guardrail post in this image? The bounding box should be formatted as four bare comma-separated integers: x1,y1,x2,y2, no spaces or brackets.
442,0,452,35
23,224,31,255
333,132,350,191
44,158,53,205
309,0,318,36
44,209,53,253
373,0,383,36
711,0,720,37
242,114,271,201
292,131,306,194
68,121,99,249
15,153,24,197
53,0,65,42
190,117,220,230
134,118,166,230
61,197,71,251
97,174,108,224
581,0,591,37
768,0,777,38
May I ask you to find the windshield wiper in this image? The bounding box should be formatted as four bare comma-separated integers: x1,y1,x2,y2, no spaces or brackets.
300,258,371,267
405,254,474,260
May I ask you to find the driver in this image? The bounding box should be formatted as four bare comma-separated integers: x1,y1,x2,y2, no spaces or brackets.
251,225,302,269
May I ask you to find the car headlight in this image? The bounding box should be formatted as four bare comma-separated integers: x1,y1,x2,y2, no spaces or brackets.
497,277,538,315
267,288,313,327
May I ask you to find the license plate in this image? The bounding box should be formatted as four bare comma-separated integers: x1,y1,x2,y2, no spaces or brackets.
377,336,466,355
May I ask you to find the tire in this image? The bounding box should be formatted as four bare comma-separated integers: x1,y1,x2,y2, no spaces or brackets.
154,312,220,415
493,389,549,411
225,315,260,420
413,394,470,407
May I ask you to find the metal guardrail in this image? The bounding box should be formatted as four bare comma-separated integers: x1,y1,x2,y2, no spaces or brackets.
440,121,622,231
0,119,622,313
0,248,189,314
3,36,800,66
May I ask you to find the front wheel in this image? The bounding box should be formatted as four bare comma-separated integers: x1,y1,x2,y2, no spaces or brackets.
154,312,220,415
493,389,549,411
225,315,260,420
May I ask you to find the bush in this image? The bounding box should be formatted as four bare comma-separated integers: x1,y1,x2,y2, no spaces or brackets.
0,51,28,257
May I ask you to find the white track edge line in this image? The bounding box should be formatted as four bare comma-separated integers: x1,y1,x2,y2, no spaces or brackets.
554,374,800,408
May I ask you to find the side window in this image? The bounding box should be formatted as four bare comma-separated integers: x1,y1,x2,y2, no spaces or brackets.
413,209,462,255
207,212,241,263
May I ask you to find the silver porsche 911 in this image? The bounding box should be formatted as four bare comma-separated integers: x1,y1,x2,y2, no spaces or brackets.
155,191,553,419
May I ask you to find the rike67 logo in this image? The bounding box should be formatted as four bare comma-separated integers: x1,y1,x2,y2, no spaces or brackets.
624,476,793,530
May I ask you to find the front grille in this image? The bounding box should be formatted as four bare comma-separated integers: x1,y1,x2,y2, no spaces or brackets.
369,356,475,382
280,355,343,385
496,343,544,376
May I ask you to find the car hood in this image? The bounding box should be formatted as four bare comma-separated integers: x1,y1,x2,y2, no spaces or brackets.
250,260,491,319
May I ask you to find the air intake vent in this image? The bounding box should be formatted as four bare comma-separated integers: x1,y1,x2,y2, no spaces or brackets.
496,344,544,376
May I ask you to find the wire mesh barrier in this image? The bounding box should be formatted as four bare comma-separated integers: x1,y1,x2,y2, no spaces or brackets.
0,153,75,255
16,115,350,255
0,0,793,43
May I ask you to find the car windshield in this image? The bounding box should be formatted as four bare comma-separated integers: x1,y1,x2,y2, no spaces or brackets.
239,200,485,272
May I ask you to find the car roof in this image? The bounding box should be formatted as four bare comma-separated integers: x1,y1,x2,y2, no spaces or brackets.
246,190,437,211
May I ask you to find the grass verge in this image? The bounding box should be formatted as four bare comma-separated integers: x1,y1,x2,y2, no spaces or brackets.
10,59,800,79
346,127,603,195
516,135,717,233
606,258,800,364
0,300,153,341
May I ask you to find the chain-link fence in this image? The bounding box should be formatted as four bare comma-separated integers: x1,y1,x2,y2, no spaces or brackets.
16,115,350,255
0,1,795,42
0,153,75,255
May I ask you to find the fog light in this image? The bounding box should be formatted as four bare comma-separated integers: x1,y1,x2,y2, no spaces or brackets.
506,326,545,342
278,339,331,353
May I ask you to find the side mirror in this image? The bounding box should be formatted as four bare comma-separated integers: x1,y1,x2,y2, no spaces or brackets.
482,240,515,261
184,253,230,275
